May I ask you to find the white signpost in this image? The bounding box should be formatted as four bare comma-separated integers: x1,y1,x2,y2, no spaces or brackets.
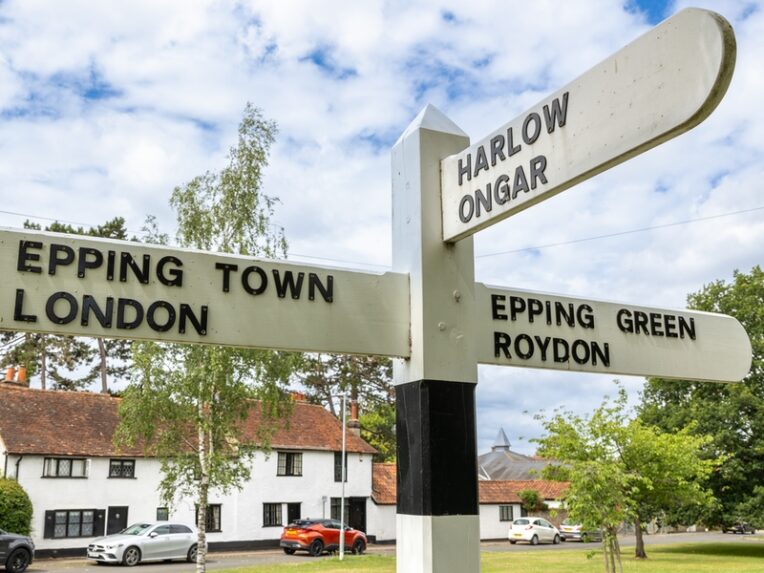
0,8,751,573
441,8,736,242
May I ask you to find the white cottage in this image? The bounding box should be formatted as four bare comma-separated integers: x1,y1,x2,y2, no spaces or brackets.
0,383,376,556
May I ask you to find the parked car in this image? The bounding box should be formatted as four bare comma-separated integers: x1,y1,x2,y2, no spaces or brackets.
722,522,756,534
0,529,34,573
87,522,199,566
559,519,603,542
280,519,367,556
508,517,562,545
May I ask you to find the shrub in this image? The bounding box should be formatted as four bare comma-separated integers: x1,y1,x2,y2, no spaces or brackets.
0,478,33,535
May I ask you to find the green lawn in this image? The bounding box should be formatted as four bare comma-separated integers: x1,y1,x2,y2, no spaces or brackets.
220,542,764,573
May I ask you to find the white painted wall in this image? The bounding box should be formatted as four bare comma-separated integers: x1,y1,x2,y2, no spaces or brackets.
478,504,521,540
368,502,396,541
11,449,373,551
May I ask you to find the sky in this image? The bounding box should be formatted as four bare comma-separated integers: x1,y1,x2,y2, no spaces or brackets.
0,0,762,455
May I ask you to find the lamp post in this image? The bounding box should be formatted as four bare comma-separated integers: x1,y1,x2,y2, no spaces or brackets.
339,392,347,560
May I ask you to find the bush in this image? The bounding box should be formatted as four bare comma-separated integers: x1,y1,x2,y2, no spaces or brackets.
0,478,33,535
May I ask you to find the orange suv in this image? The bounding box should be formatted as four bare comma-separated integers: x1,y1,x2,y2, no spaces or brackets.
280,519,367,556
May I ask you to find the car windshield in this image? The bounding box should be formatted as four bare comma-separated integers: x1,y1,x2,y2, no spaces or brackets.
121,523,153,535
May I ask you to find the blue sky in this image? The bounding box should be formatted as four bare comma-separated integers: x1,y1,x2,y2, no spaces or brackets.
0,0,762,455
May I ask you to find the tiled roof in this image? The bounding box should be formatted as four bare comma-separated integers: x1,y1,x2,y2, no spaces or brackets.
371,463,568,505
0,385,376,457
371,462,396,504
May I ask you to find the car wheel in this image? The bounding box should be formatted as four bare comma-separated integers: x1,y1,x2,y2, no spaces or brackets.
283,547,296,555
530,535,539,546
122,546,141,567
309,539,324,557
6,548,31,573
553,534,561,545
187,544,198,563
509,540,516,545
352,539,366,555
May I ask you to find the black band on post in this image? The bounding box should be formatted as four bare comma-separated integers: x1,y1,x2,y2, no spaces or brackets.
396,379,479,516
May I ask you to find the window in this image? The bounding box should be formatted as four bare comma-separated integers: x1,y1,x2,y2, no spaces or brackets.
334,452,348,482
52,510,95,538
156,507,169,521
153,524,171,535
263,503,282,527
499,505,513,522
287,503,301,524
330,498,349,522
171,524,192,534
196,504,222,532
109,459,135,478
43,457,87,478
277,452,302,476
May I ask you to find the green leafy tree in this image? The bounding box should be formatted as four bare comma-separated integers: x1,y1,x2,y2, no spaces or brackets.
296,353,395,461
518,489,548,514
0,478,33,535
640,266,764,526
116,103,296,573
536,384,718,570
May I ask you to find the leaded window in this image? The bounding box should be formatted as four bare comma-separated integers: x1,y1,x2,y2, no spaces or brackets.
499,505,513,522
109,459,135,478
54,509,94,538
43,457,87,478
277,452,302,476
334,452,348,482
263,503,282,527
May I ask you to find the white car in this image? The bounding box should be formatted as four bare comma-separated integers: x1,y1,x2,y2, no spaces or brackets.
508,517,562,545
87,522,199,566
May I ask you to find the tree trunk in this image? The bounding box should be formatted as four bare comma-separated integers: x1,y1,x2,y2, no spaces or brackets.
602,526,623,573
634,519,648,559
97,338,108,393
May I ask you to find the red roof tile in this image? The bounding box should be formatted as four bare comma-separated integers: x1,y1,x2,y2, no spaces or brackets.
0,385,375,457
371,463,568,505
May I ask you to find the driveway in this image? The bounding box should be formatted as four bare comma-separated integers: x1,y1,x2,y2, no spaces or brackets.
28,531,763,572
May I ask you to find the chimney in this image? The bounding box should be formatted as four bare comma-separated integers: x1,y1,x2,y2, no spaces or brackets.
3,366,30,388
347,401,361,436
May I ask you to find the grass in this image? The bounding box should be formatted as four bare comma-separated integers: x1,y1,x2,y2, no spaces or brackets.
219,542,764,573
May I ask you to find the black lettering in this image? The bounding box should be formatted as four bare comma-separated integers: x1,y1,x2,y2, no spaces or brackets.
459,194,474,223
650,312,664,336
179,304,208,335
45,291,78,325
592,342,610,367
242,266,268,295
634,311,649,335
530,155,548,189
157,256,183,287
473,145,489,176
490,134,506,166
616,308,633,333
678,316,696,340
491,294,507,320
506,127,521,156
543,92,569,132
522,112,541,144
106,251,116,281
571,339,590,365
146,300,176,332
664,314,678,338
528,299,543,323
553,338,569,362
578,304,594,329
535,336,551,361
13,289,37,322
308,273,333,302
515,334,534,359
77,247,103,279
458,154,471,186
555,302,574,327
273,270,304,299
475,184,492,218
17,240,43,273
509,296,526,321
512,165,529,198
494,331,511,358
49,244,75,275
117,298,144,329
119,253,150,284
81,295,113,328
215,263,239,293
494,174,510,205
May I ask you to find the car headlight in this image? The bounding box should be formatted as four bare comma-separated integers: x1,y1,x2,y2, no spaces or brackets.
105,544,124,550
